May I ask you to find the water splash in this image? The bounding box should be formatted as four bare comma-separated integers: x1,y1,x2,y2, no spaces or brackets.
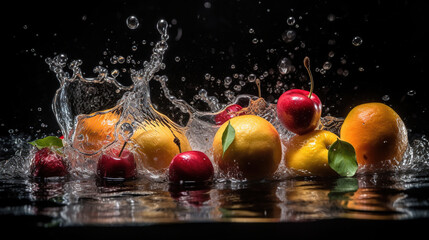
2,19,429,182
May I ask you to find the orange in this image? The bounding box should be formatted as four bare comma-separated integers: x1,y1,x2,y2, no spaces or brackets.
212,115,282,180
73,109,120,154
131,120,191,172
284,130,338,177
340,102,408,167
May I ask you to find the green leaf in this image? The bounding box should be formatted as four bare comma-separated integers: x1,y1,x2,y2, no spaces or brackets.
29,136,64,150
328,138,358,177
221,121,236,158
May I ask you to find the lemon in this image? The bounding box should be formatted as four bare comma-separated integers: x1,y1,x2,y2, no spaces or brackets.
212,115,282,180
131,120,191,171
284,130,338,176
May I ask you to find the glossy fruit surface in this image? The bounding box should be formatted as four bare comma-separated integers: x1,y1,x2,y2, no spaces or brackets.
340,102,408,167
169,151,214,183
131,120,192,171
97,148,137,179
32,147,68,178
276,89,322,135
212,115,282,180
214,104,244,125
284,130,338,177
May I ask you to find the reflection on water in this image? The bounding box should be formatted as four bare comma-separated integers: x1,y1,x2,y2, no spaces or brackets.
1,171,428,226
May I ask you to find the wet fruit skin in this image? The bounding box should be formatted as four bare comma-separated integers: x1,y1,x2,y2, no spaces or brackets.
276,89,322,135
131,120,192,171
214,104,244,125
340,102,408,167
212,115,282,180
97,148,137,179
284,130,338,177
31,147,68,178
168,151,214,183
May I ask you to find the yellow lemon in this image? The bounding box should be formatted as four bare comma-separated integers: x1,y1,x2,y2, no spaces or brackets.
131,120,192,171
212,115,282,180
340,102,408,167
284,130,338,176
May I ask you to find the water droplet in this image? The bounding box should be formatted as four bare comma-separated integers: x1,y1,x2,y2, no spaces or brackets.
247,74,256,83
199,89,208,98
323,61,332,70
111,69,119,78
204,73,211,80
204,1,212,8
278,57,292,75
249,28,255,34
252,38,259,44
407,90,416,96
175,56,181,62
110,55,118,64
118,56,125,64
120,122,134,140
157,19,169,40
281,30,296,43
382,95,390,101
287,16,296,26
352,36,363,46
327,14,335,22
224,77,232,85
126,16,139,30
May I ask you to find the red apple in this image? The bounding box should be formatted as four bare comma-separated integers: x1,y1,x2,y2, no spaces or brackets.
169,151,214,183
277,89,322,135
215,104,244,125
31,147,68,178
276,57,322,135
97,148,137,179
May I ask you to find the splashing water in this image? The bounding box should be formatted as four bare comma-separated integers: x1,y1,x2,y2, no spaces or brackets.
1,19,428,182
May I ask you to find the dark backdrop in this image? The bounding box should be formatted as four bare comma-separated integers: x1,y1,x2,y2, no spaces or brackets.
1,0,428,159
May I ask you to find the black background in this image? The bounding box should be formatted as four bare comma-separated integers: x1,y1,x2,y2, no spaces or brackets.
1,0,428,159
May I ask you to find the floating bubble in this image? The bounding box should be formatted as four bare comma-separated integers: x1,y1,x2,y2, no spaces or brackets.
120,122,134,140
278,57,293,75
407,90,416,96
287,16,296,26
111,69,119,78
382,95,390,101
126,16,139,30
247,74,256,83
281,30,296,43
352,36,363,46
323,61,332,70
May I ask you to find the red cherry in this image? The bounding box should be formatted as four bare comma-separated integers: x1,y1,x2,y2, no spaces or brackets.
276,57,322,135
169,151,214,183
97,148,137,179
276,89,322,135
215,104,244,125
32,148,68,178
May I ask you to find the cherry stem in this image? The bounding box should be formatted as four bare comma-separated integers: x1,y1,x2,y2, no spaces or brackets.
303,56,314,98
255,78,262,98
118,141,127,157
